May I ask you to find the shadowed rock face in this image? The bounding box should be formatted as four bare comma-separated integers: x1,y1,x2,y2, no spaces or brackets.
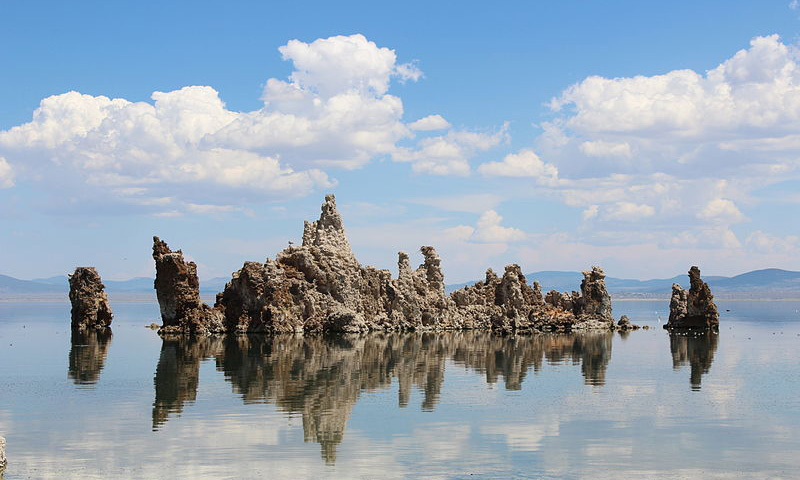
68,267,113,331
152,236,224,334
665,266,719,330
155,194,617,334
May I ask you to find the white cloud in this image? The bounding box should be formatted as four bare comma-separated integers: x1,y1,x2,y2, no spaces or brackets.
408,114,451,131
697,198,746,224
477,149,558,183
277,34,419,97
551,35,800,137
579,140,632,158
604,201,656,221
746,230,799,254
470,210,526,243
0,34,435,213
393,127,508,176
0,156,13,188
791,0,799,10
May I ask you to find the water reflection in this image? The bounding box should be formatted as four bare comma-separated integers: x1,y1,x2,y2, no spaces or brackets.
669,332,718,390
68,329,112,386
150,331,612,463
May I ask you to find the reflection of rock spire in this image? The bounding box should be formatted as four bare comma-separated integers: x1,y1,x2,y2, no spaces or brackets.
152,336,223,430
149,331,614,463
669,331,718,390
68,328,112,386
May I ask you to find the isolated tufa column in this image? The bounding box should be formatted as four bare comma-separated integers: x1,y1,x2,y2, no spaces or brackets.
68,267,113,331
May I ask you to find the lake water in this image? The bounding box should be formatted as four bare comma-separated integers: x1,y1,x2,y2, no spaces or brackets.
1,299,799,479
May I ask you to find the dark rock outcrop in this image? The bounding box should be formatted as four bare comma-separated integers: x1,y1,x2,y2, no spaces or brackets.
155,194,619,334
152,237,224,334
665,266,719,330
68,267,113,331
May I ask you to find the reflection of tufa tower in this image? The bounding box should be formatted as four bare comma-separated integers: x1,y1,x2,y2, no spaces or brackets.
669,332,718,390
147,331,614,463
151,336,224,429
68,328,112,386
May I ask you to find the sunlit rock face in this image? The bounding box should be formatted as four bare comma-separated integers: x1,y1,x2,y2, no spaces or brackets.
68,267,113,331
152,236,224,334
665,266,719,330
155,194,618,334
0,435,6,471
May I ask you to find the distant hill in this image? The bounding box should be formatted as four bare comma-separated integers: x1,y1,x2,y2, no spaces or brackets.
1,274,230,297
0,274,64,294
3,269,800,299
445,268,800,298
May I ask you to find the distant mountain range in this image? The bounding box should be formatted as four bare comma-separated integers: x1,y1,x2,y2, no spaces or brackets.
0,274,230,296
448,268,800,298
2,268,800,299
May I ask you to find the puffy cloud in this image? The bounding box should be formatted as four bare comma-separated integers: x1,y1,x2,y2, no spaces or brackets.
697,198,746,224
477,149,558,183
0,34,434,213
0,157,13,188
393,127,508,176
579,140,632,158
469,210,526,243
551,35,800,137
408,114,451,131
277,34,420,97
745,230,799,254
603,201,656,221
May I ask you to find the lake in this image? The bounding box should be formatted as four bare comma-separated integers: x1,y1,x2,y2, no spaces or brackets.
1,298,799,479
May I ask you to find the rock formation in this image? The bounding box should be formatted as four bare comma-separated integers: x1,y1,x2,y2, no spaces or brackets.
665,266,719,330
68,267,113,331
152,237,224,334
153,194,619,335
0,435,5,471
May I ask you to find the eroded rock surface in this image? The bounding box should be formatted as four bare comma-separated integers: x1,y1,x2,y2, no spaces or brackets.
68,267,113,331
153,237,224,334
155,194,619,334
665,266,719,330
0,435,5,471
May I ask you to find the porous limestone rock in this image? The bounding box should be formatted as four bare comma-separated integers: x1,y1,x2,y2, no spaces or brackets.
152,237,224,334
0,435,5,471
157,194,620,334
68,267,113,331
665,266,719,330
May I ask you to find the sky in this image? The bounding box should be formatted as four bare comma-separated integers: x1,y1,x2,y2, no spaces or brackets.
2,0,800,283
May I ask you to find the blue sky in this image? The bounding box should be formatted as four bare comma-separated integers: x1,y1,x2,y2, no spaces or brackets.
2,0,800,282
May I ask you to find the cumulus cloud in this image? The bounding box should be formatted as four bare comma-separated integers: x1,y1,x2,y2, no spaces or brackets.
745,230,799,254
469,210,526,243
697,198,746,224
408,114,451,131
552,35,800,137
0,34,439,213
477,149,558,183
393,126,508,176
604,201,656,221
579,140,632,158
0,157,13,188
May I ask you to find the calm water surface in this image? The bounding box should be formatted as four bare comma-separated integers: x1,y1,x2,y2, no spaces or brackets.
1,299,799,479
